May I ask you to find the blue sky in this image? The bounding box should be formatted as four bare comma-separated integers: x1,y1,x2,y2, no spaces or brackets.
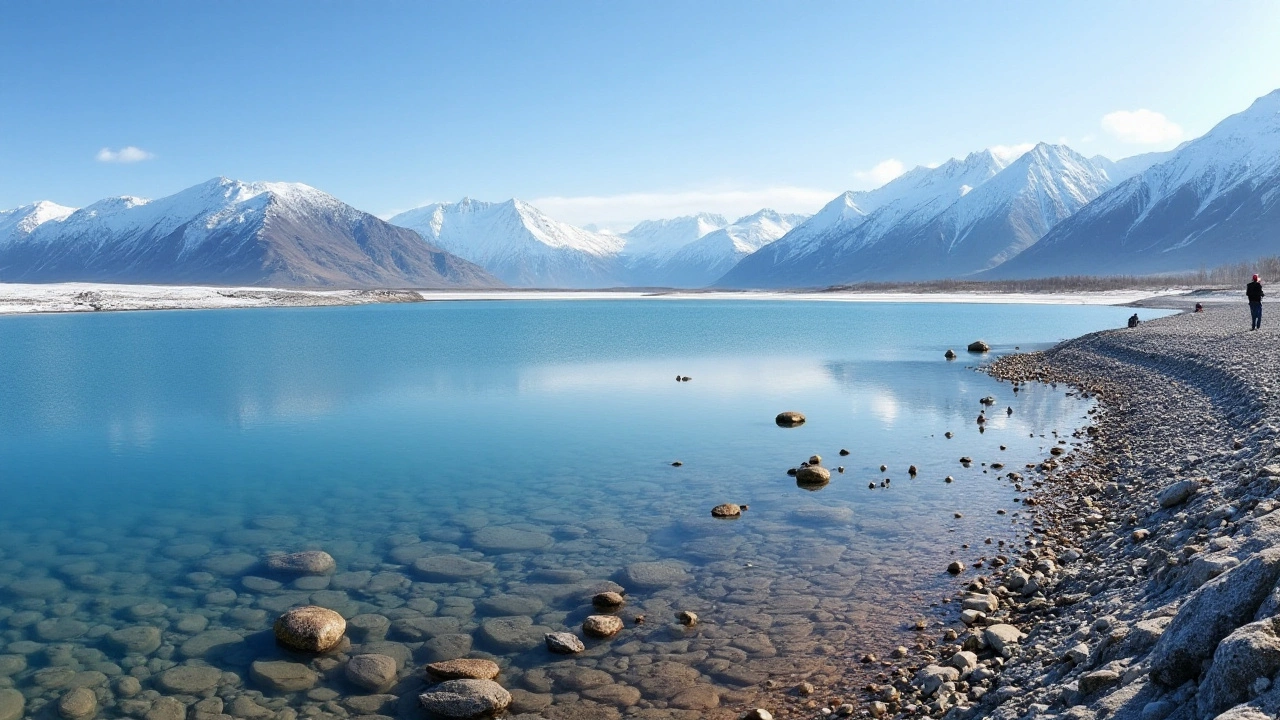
3,1,1280,228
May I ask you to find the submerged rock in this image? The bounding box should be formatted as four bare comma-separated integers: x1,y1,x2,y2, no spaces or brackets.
795,465,831,485
251,660,318,693
426,658,501,681
346,653,399,691
274,605,346,652
56,687,96,720
592,591,625,609
419,679,512,718
265,550,336,575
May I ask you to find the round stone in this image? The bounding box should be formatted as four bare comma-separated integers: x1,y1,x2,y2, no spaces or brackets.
775,411,806,427
7,577,64,598
155,664,223,694
469,526,554,553
419,679,512,718
35,617,88,641
479,616,546,652
265,551,336,575
795,465,831,485
274,606,345,653
411,556,494,582
426,658,501,681
622,561,692,589
107,625,162,655
57,687,96,720
0,689,25,720
250,660,317,693
592,591,625,610
345,654,398,691
0,656,27,677
545,632,585,654
583,615,624,638
179,629,244,659
710,503,741,518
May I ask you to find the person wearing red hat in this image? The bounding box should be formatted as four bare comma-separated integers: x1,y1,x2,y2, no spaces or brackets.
1247,274,1264,330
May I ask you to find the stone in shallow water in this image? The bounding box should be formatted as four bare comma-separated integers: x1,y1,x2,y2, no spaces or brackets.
423,634,474,662
544,632,585,654
155,664,223,694
201,552,259,576
412,556,494,582
581,684,642,707
470,526,554,552
57,687,97,720
621,561,692,589
347,613,392,641
345,653,398,691
266,550,336,575
392,615,462,641
480,616,550,652
478,594,545,616
7,576,64,597
106,626,162,655
274,605,346,652
0,655,26,677
35,617,88,641
144,697,186,720
419,679,512,718
426,658,501,681
0,689,23,720
583,615,624,638
251,660,318,692
180,629,244,659
242,576,282,592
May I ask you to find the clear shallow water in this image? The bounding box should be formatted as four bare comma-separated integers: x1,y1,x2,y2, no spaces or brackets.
0,301,1170,719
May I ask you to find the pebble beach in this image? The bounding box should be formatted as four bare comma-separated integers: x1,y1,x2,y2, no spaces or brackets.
840,302,1280,720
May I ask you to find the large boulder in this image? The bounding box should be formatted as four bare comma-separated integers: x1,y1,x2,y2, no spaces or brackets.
967,340,990,353
984,625,1025,654
1197,617,1280,718
274,606,346,653
419,679,512,718
1150,547,1280,687
265,551,336,575
914,665,959,697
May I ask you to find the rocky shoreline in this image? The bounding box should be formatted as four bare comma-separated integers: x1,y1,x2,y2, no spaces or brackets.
835,303,1280,720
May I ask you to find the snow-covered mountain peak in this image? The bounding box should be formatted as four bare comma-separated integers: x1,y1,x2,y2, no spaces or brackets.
0,201,77,244
621,213,728,260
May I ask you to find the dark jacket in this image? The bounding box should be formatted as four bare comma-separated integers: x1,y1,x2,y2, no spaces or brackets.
1248,281,1265,303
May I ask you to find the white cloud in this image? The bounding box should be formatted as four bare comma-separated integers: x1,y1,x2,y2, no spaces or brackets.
1100,110,1184,145
95,146,155,163
853,159,905,187
527,186,838,231
988,143,1036,162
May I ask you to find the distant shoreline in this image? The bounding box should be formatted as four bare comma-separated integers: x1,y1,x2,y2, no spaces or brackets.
0,282,1223,316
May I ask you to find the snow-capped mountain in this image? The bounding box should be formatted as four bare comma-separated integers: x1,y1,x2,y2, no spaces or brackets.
717,149,1018,286
991,89,1280,277
648,209,808,287
390,198,626,288
621,213,728,260
0,201,75,244
0,178,500,288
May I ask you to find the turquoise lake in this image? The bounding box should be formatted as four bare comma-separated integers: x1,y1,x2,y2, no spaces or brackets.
0,300,1172,719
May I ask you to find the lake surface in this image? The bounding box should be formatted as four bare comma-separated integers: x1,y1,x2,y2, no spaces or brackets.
0,300,1171,719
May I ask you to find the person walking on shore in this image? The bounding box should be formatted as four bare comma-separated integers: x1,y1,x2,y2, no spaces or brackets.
1247,274,1264,330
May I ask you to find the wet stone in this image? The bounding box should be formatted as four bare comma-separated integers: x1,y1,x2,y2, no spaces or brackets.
7,576,64,597
346,613,391,641
412,556,494,582
180,629,244,659
265,550,336,575
422,634,474,662
426,659,501,681
35,617,89,641
0,690,24,720
144,697,186,720
250,660,318,693
107,626,162,655
545,632,585,654
584,615,625,638
57,687,97,720
480,616,550,651
274,606,346,653
0,656,27,676
201,553,259,576
478,595,545,616
391,615,461,641
419,678,512,718
470,526,554,552
345,654,398,691
156,664,223,694
242,576,282,593
621,561,692,589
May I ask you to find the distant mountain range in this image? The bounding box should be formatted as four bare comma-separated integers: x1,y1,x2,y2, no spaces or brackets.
0,178,500,288
4,88,1278,289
